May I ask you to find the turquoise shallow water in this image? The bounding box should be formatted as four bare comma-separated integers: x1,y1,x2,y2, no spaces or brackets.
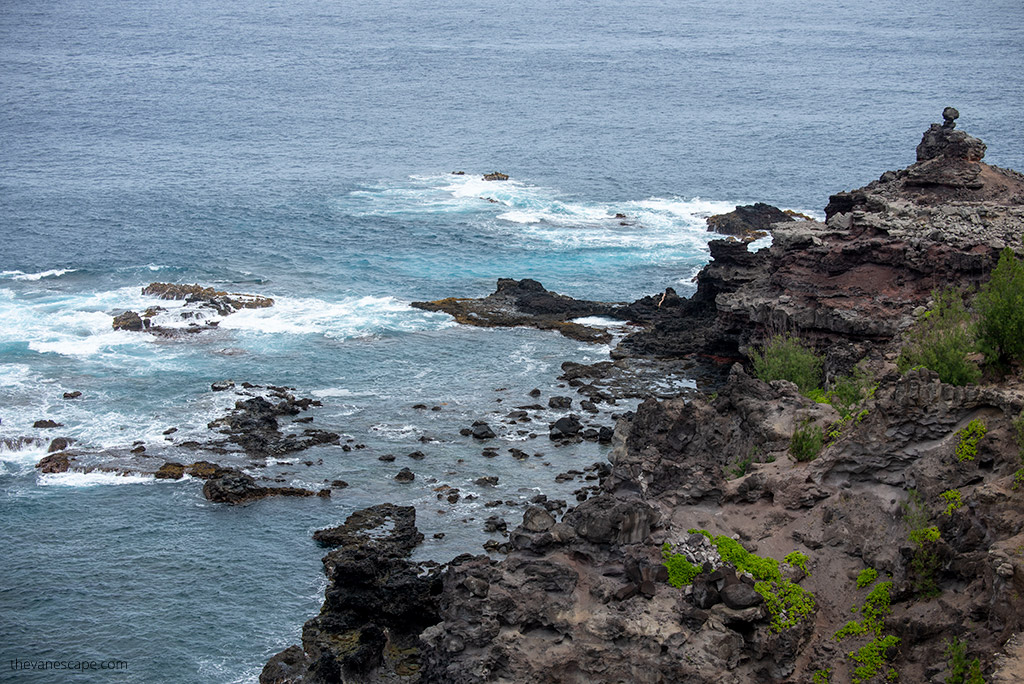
2,0,1022,681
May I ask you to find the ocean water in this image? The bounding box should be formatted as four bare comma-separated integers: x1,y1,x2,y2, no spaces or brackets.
2,0,1022,682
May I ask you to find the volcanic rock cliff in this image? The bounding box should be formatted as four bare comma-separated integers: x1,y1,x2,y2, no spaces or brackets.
263,112,1024,683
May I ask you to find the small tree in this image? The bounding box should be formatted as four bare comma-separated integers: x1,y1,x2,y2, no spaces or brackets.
897,288,980,386
750,333,823,396
975,247,1024,367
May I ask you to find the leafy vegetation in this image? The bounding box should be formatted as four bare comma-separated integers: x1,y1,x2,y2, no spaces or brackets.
790,421,825,462
896,287,981,386
750,333,823,396
944,637,985,684
682,529,816,632
827,365,877,420
975,247,1024,367
849,634,900,684
955,419,987,463
812,669,832,684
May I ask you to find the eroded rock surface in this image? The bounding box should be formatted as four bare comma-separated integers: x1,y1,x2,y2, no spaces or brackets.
266,111,1024,683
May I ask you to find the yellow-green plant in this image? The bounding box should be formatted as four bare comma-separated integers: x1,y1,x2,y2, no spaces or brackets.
661,543,701,587
940,489,963,516
955,420,987,462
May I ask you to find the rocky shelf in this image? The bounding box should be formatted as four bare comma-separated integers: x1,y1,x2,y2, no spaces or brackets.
260,111,1024,683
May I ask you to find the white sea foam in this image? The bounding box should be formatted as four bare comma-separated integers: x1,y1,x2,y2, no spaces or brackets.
311,387,357,398
6,268,78,281
38,471,155,487
0,440,49,475
569,316,627,327
217,294,451,339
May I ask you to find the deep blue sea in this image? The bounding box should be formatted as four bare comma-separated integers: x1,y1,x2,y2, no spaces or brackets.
2,1,1022,681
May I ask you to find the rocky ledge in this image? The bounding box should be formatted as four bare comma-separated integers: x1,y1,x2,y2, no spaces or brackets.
411,278,626,344
263,111,1024,683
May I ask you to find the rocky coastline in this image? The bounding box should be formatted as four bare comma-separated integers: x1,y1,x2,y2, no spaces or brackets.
259,111,1024,683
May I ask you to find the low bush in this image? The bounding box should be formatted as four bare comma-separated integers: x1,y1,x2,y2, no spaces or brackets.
750,333,823,396
856,568,878,589
827,365,876,420
684,529,816,632
902,489,941,597
897,288,980,386
661,543,701,587
790,422,824,462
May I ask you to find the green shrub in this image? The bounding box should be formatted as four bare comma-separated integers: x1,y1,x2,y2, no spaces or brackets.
1013,469,1024,491
975,247,1024,367
755,578,816,632
955,419,987,462
790,422,824,462
812,669,832,684
945,637,985,684
828,365,876,420
684,530,816,632
897,288,980,386
750,333,823,395
902,490,942,597
850,634,900,684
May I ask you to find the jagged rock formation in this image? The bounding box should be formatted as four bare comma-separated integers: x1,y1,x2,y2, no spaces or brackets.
262,507,443,684
111,282,274,335
706,202,795,238
620,112,1024,373
206,388,339,459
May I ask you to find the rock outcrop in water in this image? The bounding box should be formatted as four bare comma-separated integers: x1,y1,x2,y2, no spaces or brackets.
266,111,1024,682
412,278,625,343
111,282,274,336
262,506,443,683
